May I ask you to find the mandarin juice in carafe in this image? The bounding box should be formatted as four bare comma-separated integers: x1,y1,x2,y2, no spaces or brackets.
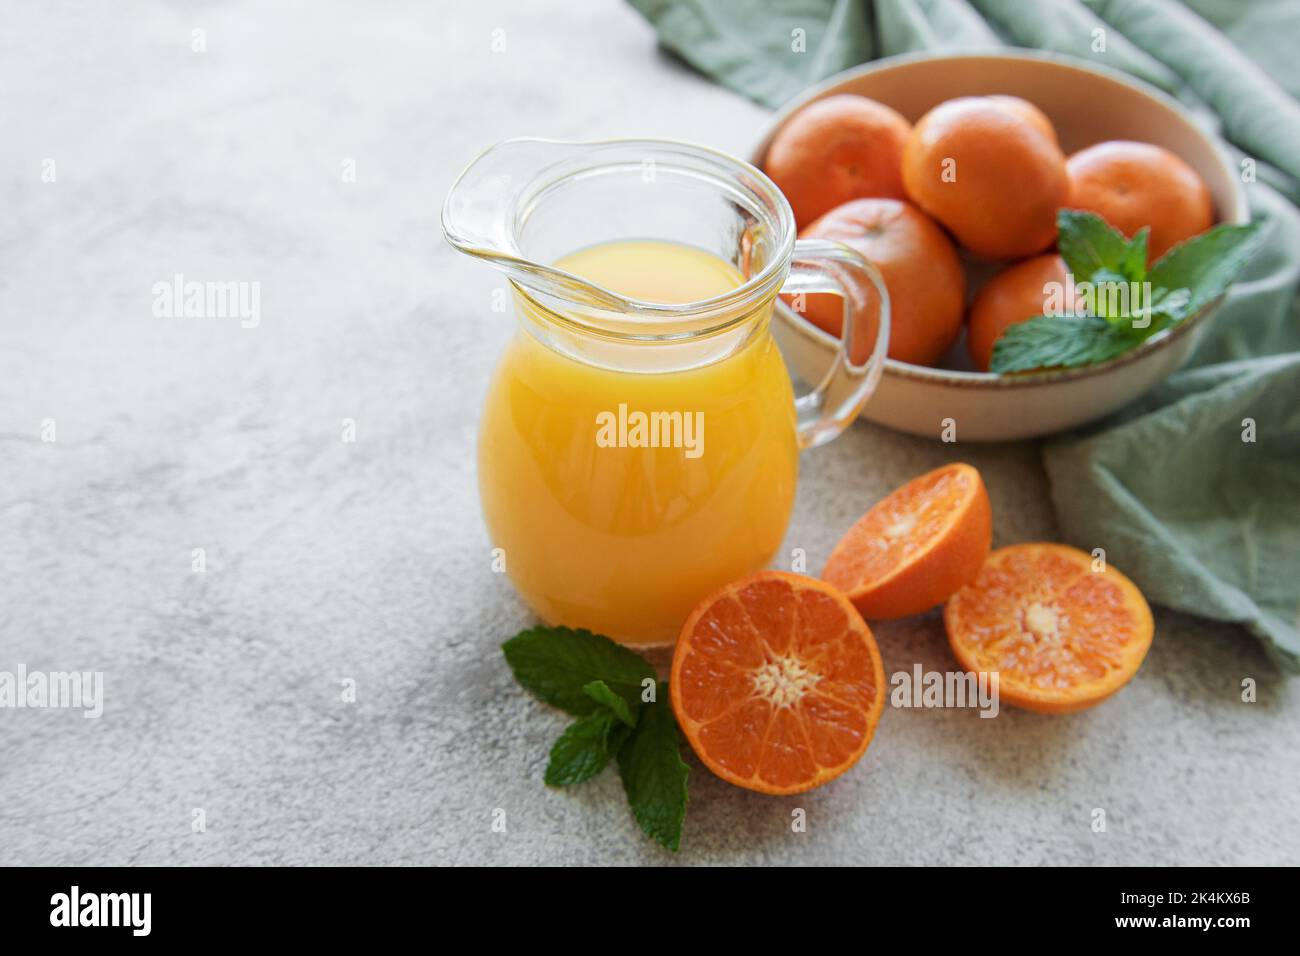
479,239,799,645
443,139,891,647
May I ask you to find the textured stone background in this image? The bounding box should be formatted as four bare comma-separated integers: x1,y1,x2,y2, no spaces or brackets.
1,0,1296,866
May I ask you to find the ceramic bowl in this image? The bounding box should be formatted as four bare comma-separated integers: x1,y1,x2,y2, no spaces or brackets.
750,51,1249,441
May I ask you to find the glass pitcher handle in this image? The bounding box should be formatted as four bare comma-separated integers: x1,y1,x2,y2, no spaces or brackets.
779,238,891,449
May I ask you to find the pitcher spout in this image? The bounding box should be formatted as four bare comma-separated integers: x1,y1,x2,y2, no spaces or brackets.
441,137,548,262
442,138,630,310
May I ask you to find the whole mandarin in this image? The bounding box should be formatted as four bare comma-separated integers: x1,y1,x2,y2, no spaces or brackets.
765,94,912,229
790,198,965,367
902,96,1068,259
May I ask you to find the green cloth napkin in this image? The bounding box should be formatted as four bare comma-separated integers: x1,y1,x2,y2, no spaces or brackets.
630,0,1300,670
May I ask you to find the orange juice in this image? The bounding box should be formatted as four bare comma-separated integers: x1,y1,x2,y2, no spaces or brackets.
478,240,798,645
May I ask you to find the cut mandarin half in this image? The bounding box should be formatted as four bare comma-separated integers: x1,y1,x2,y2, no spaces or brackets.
821,462,992,620
944,543,1155,714
670,571,885,796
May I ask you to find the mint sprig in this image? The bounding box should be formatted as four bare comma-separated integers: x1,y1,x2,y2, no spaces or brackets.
503,627,689,851
990,210,1264,374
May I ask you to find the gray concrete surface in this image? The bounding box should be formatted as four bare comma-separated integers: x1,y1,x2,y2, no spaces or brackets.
1,0,1296,866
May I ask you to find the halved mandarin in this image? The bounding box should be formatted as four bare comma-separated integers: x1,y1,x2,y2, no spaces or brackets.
944,543,1155,714
670,571,885,796
822,462,992,620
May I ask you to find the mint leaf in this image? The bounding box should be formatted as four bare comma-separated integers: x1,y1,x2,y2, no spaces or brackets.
584,680,636,727
1148,222,1265,316
545,710,630,787
503,626,655,717
1058,209,1146,283
989,314,1140,373
1118,227,1149,281
617,683,689,852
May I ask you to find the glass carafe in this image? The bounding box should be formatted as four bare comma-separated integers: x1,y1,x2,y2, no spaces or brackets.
444,139,890,646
